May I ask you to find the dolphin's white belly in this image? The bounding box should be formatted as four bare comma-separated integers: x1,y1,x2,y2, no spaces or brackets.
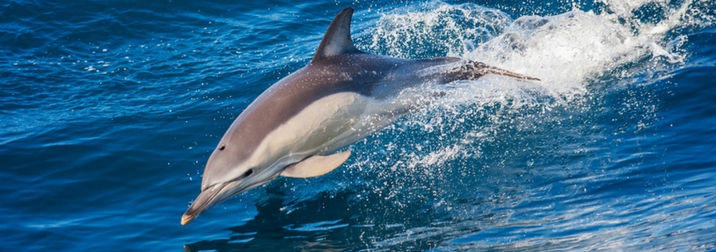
244,92,408,172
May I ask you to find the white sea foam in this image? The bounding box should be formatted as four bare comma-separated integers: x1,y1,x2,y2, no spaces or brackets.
366,0,693,106
358,10,701,176
364,3,512,58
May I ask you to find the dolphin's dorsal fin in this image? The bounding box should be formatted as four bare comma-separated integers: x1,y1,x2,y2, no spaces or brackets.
280,150,352,178
311,8,361,63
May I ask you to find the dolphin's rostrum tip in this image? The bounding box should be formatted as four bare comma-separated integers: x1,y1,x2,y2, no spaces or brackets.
180,214,193,226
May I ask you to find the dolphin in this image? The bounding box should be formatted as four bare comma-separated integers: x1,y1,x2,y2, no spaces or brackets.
181,7,538,225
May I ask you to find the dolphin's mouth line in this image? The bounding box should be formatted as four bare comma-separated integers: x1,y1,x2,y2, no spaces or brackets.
193,172,256,213
182,180,243,225
191,183,227,215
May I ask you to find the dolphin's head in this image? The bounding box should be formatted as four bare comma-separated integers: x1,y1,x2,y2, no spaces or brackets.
180,138,280,225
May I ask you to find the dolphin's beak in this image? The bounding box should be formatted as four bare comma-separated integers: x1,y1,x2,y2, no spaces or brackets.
181,184,224,225
180,172,271,225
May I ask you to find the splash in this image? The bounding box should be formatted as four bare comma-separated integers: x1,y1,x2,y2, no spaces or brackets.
361,3,513,59
482,0,693,90
366,1,698,101
352,0,696,164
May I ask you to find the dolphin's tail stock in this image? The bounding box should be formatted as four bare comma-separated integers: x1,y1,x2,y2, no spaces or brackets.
436,60,540,82
465,61,540,81
476,62,540,81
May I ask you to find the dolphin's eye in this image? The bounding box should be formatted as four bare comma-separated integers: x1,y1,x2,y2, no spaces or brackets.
227,169,254,184
238,168,254,179
219,145,226,151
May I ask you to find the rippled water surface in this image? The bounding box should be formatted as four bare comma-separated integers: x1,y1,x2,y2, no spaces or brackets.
2,0,716,251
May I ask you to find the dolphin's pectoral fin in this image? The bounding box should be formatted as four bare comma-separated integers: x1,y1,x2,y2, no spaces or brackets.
440,61,540,82
280,150,352,178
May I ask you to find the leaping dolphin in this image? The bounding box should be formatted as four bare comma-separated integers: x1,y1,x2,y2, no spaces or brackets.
181,7,538,225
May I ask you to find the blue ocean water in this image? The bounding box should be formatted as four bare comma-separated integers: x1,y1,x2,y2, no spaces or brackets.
2,0,715,250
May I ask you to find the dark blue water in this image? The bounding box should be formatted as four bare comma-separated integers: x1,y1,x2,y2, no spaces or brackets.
2,0,715,251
